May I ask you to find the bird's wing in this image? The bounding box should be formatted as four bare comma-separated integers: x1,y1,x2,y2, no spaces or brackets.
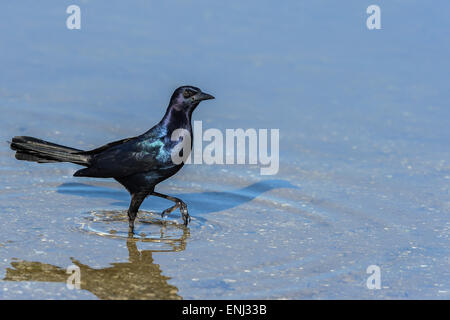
74,136,172,178
80,137,137,155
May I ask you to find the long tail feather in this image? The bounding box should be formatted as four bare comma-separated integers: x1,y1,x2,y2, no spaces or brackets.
10,136,89,166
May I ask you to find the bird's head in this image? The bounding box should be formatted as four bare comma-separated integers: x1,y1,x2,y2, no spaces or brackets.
169,86,215,114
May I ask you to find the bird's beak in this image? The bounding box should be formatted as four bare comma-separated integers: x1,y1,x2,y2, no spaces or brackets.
193,92,215,102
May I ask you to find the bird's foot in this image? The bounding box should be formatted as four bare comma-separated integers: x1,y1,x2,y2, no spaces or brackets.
161,208,169,218
161,202,181,218
180,203,191,226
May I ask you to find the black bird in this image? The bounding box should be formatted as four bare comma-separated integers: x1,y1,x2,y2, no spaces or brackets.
10,86,215,232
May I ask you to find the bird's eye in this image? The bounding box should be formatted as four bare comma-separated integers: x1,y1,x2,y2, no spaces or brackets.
183,90,196,98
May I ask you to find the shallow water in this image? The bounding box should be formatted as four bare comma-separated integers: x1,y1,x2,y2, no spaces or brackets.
0,1,449,299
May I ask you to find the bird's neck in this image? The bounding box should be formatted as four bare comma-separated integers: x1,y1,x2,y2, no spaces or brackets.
159,105,192,136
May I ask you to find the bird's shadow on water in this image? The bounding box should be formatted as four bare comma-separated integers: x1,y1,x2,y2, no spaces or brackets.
57,179,300,215
3,231,189,300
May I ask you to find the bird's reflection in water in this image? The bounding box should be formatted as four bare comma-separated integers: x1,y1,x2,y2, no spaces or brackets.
3,226,190,300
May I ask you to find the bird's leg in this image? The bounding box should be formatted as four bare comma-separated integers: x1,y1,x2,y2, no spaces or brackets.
128,193,147,234
150,191,191,226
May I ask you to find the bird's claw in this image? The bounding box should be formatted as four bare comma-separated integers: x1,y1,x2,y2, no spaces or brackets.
180,204,190,226
160,202,190,226
161,209,169,218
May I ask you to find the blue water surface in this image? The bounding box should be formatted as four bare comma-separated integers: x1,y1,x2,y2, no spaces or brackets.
0,1,448,299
